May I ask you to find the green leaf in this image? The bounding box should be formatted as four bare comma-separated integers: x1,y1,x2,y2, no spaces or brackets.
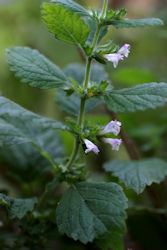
0,130,64,182
0,97,66,153
51,0,90,17
104,83,167,113
42,4,90,48
7,47,68,90
0,193,37,219
55,90,101,116
56,182,127,245
103,158,167,194
109,18,163,28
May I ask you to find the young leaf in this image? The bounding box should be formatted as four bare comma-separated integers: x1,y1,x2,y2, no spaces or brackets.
42,4,90,49
56,182,127,246
51,0,90,17
108,18,163,28
0,193,37,219
103,158,167,194
0,97,66,153
7,47,68,90
104,83,167,113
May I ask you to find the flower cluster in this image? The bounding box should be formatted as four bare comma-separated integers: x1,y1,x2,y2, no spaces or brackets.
83,120,122,155
103,44,130,68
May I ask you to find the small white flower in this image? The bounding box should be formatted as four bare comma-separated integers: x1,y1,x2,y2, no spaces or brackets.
118,44,130,58
103,53,123,68
103,138,122,151
100,120,122,136
0,221,3,227
83,139,100,155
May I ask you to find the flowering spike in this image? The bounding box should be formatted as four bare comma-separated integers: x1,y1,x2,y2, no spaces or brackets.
103,53,123,68
118,44,130,58
103,138,122,151
100,120,122,136
83,139,100,155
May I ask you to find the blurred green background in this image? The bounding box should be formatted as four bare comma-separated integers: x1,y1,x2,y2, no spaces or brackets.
0,0,167,249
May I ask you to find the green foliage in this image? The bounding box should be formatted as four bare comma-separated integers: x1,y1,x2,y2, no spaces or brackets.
42,4,90,49
56,182,127,247
109,18,163,28
7,47,68,90
103,158,167,194
2,0,167,249
55,63,109,116
103,8,127,25
0,131,64,182
0,97,66,156
51,0,90,17
0,193,37,219
105,83,167,113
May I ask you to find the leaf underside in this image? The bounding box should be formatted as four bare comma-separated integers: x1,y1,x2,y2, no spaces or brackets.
51,0,90,17
109,18,164,28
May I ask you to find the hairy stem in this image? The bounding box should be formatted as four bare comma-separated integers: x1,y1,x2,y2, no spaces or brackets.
101,0,108,19
66,1,108,170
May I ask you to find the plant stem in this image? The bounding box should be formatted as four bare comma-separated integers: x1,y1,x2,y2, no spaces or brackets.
101,0,108,19
66,58,92,169
66,0,108,170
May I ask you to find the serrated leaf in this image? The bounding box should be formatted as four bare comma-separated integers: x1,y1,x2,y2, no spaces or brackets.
56,182,127,246
103,158,167,194
55,90,101,116
42,4,90,48
104,83,167,113
0,97,66,155
109,18,163,28
7,47,68,90
51,0,90,17
0,193,37,219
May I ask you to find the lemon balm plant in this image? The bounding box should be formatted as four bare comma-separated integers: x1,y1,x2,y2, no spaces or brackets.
1,0,167,249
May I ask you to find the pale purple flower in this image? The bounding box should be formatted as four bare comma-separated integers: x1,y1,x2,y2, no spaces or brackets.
103,53,123,68
100,120,122,136
83,139,100,155
103,138,122,151
118,44,130,58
